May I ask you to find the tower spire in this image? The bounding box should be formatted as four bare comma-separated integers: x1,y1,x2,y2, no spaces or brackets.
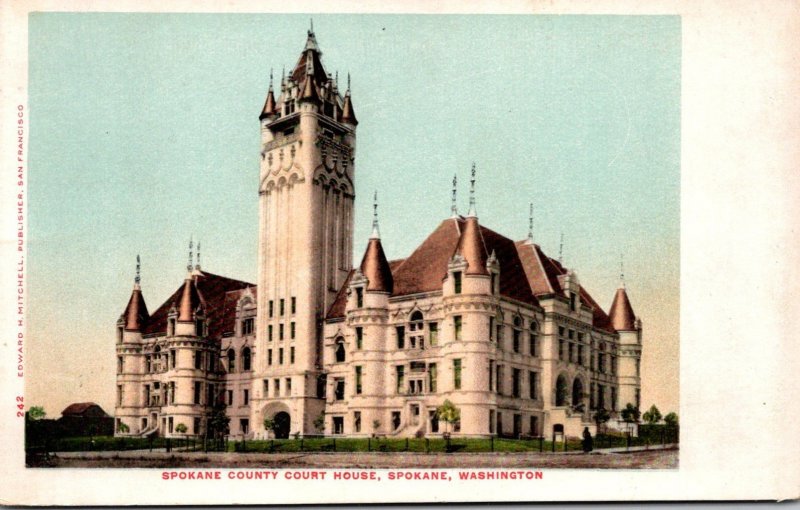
370,191,380,239
196,242,202,271
135,254,141,286
619,253,625,289
450,174,458,217
558,232,564,264
466,162,477,218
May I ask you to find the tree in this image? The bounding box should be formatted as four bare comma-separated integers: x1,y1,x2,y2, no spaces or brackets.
175,423,187,434
593,408,611,433
208,404,230,440
620,404,641,424
118,422,130,434
436,400,460,435
312,413,325,435
664,412,679,428
642,405,662,424
263,417,277,438
27,406,46,421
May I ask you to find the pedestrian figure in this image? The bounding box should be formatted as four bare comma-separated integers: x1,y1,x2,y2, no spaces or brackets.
582,427,593,453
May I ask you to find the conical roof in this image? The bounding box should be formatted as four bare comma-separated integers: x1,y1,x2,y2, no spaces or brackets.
608,287,637,331
122,286,149,331
359,237,393,293
341,92,357,125
299,74,320,103
177,277,201,322
455,216,488,275
260,88,276,119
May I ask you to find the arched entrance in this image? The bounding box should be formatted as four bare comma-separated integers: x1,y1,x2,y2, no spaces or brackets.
273,412,290,439
555,375,568,406
572,378,584,409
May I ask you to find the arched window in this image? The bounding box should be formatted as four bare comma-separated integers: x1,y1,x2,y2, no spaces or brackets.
241,347,251,371
335,338,346,363
227,349,236,373
409,311,424,349
555,375,568,407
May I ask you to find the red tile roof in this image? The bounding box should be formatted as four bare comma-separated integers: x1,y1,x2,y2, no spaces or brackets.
360,237,394,292
141,271,254,339
456,216,489,275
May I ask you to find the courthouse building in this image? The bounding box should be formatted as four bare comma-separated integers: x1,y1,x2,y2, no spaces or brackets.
114,28,643,440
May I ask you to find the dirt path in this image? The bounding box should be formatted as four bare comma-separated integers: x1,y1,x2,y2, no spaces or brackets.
40,448,677,469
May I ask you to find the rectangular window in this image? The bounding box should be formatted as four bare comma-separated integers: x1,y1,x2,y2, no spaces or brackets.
263,379,269,397
496,324,503,346
513,329,520,353
558,326,565,337
454,316,462,341
568,343,574,363
268,349,273,365
453,271,462,294
496,365,503,395
611,356,617,375
279,323,284,340
117,356,124,374
193,417,200,435
291,297,296,314
269,300,274,317
355,366,363,394
488,360,495,391
429,322,438,346
559,340,565,361
333,416,344,434
489,317,495,342
530,416,538,436
529,333,537,357
170,349,176,368
242,317,255,335
240,419,249,434
356,327,363,349
117,385,123,406
290,346,295,364
243,389,249,405
279,298,285,316
611,387,617,411
334,378,345,400
453,359,462,390
568,329,575,340
268,325,273,341
489,410,495,434
497,412,503,436
317,374,327,399
145,355,152,373
396,326,405,349
169,417,174,434
512,368,521,398
193,382,201,404
570,292,577,311
290,322,296,339
285,378,292,396
428,363,437,393
227,390,233,405
354,411,362,433
396,365,405,394
598,384,606,410
356,287,364,308
578,345,584,366
598,354,606,374
392,411,401,431
274,379,280,395
279,348,284,365
529,371,538,399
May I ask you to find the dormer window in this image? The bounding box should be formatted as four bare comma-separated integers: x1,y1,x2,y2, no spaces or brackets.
242,317,255,336
335,338,346,363
409,311,424,350
453,272,462,294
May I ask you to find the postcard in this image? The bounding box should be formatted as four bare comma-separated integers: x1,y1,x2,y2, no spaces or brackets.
1,0,798,505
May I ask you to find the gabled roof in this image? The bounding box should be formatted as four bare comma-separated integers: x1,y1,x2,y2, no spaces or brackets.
141,271,255,339
515,241,616,333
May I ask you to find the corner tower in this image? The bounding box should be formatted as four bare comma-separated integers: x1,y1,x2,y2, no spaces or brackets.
253,27,357,437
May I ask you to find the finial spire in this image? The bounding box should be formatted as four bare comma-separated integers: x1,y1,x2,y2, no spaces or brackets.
187,237,194,273
370,191,380,239
135,254,141,286
450,174,458,217
619,253,625,289
310,18,314,34
558,232,564,264
196,242,202,271
347,72,351,92
269,68,273,89
526,202,534,244
467,162,477,217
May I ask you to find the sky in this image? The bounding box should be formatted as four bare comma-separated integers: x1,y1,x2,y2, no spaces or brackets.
26,13,680,419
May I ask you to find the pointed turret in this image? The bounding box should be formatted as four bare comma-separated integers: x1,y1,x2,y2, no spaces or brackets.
177,275,201,323
260,70,277,120
359,192,393,292
299,74,320,104
121,255,149,331
340,74,358,126
455,216,489,276
608,287,637,331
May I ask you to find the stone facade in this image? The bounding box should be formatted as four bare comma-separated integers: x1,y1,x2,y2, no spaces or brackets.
114,28,642,441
